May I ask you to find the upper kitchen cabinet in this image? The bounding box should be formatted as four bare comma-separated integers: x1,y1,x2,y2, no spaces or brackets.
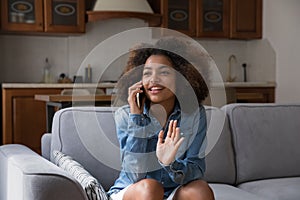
161,0,197,36
230,0,262,39
161,0,262,39
197,0,230,38
43,0,85,33
1,0,44,32
0,0,85,34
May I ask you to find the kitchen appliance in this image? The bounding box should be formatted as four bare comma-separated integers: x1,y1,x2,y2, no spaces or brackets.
93,0,153,13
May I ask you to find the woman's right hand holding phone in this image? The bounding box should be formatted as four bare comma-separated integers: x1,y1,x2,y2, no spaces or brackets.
128,81,144,114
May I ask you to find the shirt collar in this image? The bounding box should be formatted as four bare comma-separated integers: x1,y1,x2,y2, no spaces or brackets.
143,99,181,117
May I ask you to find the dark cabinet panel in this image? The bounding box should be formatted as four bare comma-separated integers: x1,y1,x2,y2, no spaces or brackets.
1,0,44,32
161,0,262,39
235,87,275,103
197,0,230,38
44,0,85,33
230,0,262,39
2,88,62,154
161,0,196,36
13,96,46,153
1,0,85,33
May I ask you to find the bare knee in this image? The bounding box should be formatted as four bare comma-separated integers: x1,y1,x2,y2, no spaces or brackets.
139,179,164,195
125,179,164,200
174,180,214,200
196,180,214,200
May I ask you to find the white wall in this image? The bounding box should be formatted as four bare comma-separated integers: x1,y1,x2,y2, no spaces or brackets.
264,0,300,103
199,39,275,83
0,19,151,83
68,19,151,82
0,33,275,84
0,35,68,83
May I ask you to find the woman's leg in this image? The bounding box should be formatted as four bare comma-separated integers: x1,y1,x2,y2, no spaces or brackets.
123,178,164,200
173,180,214,200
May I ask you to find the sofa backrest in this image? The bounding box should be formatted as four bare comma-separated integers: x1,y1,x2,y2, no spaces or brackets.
50,107,120,191
49,106,236,190
204,106,236,185
223,104,300,184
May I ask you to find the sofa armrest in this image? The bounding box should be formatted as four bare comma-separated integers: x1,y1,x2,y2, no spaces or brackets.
0,144,88,200
41,133,52,160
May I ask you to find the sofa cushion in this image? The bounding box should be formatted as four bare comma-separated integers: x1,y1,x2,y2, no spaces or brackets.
209,184,266,200
223,104,300,184
238,177,300,200
50,107,121,191
53,150,109,200
203,106,236,185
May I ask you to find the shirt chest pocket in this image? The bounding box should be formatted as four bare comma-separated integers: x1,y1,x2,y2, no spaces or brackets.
147,135,158,152
175,127,194,159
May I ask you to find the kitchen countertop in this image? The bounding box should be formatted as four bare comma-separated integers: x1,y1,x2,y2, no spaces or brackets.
211,81,276,88
2,81,276,89
2,82,116,89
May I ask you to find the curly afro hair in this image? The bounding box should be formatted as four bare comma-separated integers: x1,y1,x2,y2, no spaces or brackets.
114,37,212,109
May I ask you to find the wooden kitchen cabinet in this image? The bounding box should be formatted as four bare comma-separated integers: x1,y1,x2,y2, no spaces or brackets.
1,0,44,32
230,0,262,39
235,87,275,103
204,86,275,107
161,0,262,39
161,0,197,36
2,83,116,153
1,0,85,33
2,88,62,154
43,0,85,33
197,0,230,38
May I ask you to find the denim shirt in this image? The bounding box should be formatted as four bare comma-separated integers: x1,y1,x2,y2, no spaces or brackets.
108,102,207,197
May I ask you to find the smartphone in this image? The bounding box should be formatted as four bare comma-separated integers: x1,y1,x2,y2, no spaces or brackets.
136,87,144,108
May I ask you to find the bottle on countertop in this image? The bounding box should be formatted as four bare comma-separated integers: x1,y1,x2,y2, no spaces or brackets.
85,64,92,83
42,58,53,83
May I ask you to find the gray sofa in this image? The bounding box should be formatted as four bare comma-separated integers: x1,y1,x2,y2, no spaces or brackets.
1,104,300,200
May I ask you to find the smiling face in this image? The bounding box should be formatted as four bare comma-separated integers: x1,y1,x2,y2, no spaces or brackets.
142,55,176,107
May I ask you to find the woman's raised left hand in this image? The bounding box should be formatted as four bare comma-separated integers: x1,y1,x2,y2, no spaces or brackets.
156,120,184,166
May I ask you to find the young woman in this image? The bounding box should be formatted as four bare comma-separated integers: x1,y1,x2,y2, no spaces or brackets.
108,37,214,200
